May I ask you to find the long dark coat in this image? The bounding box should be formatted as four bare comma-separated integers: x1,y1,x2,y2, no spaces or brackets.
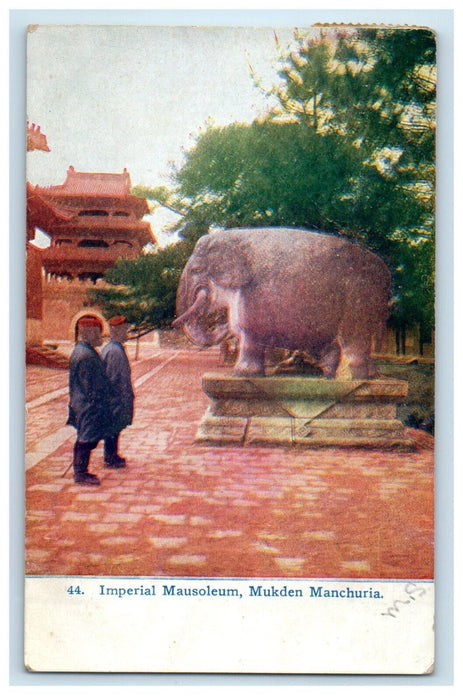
67,341,112,442
101,340,135,434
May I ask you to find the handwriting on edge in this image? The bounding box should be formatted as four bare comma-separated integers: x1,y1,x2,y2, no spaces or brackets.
381,582,427,618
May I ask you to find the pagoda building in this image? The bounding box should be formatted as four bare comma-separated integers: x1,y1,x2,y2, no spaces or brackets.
36,166,154,282
27,164,155,346
26,122,70,356
26,181,73,350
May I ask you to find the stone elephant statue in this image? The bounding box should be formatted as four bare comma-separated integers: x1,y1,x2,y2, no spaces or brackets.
172,227,391,379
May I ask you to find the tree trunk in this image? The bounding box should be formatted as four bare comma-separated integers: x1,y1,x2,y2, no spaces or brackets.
395,325,407,355
401,325,406,355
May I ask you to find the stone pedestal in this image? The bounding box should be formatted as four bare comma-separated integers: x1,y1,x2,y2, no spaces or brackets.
196,373,415,450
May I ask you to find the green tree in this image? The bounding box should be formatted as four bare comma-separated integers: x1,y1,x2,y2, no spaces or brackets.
176,120,366,232
87,239,196,358
331,28,436,345
131,184,186,217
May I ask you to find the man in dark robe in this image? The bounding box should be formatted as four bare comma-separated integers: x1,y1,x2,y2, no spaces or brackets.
67,316,112,485
101,316,135,468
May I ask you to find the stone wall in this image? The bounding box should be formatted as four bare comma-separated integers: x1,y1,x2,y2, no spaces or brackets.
42,278,107,341
26,243,44,345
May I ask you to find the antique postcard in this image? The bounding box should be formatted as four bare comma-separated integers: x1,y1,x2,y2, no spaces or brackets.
24,21,437,674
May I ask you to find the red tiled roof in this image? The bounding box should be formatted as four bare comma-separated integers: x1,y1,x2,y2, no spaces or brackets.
26,182,74,237
44,166,132,197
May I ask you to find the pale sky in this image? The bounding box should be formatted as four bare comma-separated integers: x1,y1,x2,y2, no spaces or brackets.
26,25,298,243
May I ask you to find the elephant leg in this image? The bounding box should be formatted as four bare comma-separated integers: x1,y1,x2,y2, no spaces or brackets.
315,338,342,379
342,340,371,380
233,334,266,377
368,356,381,379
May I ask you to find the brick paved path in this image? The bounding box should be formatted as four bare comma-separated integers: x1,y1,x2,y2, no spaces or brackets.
25,347,434,580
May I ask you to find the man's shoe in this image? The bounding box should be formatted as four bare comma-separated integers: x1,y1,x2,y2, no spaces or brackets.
74,472,100,485
104,456,126,469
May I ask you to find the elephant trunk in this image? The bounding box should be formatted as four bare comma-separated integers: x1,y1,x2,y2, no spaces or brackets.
172,287,208,328
174,274,229,347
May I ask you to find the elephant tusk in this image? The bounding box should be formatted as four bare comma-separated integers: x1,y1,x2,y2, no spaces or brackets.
172,288,208,328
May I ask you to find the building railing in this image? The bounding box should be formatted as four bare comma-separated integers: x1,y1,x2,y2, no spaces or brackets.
42,276,111,287
42,244,139,263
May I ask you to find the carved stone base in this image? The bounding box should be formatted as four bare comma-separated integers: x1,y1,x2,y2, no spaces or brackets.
195,374,415,450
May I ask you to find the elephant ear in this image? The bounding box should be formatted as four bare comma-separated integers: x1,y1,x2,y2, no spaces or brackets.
206,237,252,287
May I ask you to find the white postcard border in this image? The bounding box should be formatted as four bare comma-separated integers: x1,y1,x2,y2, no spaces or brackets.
25,576,434,674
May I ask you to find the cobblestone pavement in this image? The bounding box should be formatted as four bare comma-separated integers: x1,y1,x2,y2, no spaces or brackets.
25,346,434,580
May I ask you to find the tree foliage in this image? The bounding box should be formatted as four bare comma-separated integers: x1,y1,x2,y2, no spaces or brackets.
175,121,365,233
86,239,196,336
131,184,185,217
